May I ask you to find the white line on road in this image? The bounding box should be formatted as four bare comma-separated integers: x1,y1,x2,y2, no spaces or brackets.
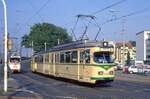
16,88,42,99
55,96,77,99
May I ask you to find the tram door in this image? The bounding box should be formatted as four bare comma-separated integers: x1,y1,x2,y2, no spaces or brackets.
79,49,91,81
79,50,85,80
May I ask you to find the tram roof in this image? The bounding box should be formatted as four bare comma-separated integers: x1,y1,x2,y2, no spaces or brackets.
47,40,114,52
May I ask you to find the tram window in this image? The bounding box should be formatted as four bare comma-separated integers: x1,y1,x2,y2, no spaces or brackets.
35,56,38,62
49,54,51,63
60,53,65,63
71,51,77,63
38,55,43,63
94,52,113,63
85,49,90,63
51,54,54,63
10,58,20,63
55,53,59,63
80,51,84,63
65,52,71,63
45,54,49,63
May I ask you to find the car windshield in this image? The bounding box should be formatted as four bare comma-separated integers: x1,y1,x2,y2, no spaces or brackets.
94,52,113,63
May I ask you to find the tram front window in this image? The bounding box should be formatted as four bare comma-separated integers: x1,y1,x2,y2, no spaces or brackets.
10,58,20,63
94,52,113,63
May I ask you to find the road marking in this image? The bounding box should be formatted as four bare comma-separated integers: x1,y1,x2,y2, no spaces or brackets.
143,88,150,91
8,78,15,81
55,96,77,99
16,88,42,99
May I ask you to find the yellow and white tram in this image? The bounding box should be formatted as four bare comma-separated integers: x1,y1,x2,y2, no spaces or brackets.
31,40,116,84
9,55,21,73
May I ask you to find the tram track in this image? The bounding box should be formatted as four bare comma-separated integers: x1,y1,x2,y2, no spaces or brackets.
12,72,84,99
11,73,150,99
16,72,133,99
11,60,150,99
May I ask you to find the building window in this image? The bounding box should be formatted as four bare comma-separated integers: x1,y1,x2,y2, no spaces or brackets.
146,55,150,59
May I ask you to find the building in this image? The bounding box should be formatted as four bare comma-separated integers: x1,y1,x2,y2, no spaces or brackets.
136,31,150,64
114,42,136,65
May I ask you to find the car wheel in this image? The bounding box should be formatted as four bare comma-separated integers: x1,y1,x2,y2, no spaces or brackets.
130,71,134,74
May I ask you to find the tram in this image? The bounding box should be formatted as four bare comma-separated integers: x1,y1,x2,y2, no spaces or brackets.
31,40,116,84
9,55,21,73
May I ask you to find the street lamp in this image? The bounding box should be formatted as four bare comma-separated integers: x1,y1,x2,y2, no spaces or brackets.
1,0,8,92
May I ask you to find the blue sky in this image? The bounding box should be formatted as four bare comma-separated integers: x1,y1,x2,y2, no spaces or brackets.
0,0,150,48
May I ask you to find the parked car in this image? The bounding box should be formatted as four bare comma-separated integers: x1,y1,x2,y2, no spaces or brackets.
114,64,123,71
143,65,150,73
128,65,146,74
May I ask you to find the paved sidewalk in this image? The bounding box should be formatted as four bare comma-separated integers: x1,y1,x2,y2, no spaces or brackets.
0,77,42,99
0,64,42,99
115,71,150,84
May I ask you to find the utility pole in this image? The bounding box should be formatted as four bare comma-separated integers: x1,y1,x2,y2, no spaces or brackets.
122,18,126,66
1,0,8,92
44,42,47,52
109,10,126,66
57,39,60,45
31,41,34,56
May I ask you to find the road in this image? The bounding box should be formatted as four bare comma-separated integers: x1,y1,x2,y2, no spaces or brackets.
6,61,150,99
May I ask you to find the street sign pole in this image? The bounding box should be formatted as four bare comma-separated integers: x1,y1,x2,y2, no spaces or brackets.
1,0,8,92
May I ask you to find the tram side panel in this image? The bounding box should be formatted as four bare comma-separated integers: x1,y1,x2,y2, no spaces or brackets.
31,46,115,84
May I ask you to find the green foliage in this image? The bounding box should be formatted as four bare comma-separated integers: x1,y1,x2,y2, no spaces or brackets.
21,23,72,52
126,51,131,66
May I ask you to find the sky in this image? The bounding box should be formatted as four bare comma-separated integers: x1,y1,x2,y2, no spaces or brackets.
0,0,150,50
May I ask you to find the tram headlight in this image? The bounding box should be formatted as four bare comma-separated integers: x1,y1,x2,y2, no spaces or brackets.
109,71,114,75
98,71,103,75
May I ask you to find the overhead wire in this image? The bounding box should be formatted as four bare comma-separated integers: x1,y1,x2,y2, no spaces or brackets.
71,17,79,41
102,6,150,25
93,18,102,40
80,18,93,40
24,0,50,25
68,0,128,41
91,0,127,15
16,0,51,34
89,0,128,40
92,3,150,40
26,0,44,22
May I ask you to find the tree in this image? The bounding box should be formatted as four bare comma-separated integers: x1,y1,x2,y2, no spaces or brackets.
126,51,131,66
21,23,72,52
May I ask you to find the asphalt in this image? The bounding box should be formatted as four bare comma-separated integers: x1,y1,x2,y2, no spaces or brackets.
0,64,41,99
115,71,150,83
0,63,150,99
